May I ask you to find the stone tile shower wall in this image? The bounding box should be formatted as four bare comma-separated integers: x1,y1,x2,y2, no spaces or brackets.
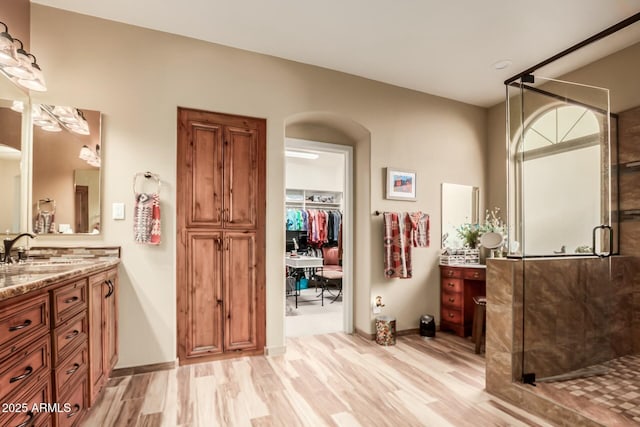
487,258,640,425
521,257,638,379
618,105,640,354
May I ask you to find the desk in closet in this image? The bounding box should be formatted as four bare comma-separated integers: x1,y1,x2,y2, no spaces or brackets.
439,264,486,337
285,255,323,308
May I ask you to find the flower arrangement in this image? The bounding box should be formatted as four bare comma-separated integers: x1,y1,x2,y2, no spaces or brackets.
456,223,482,249
455,207,506,249
482,207,506,235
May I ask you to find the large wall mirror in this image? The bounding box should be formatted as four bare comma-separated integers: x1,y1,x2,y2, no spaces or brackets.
31,105,101,234
0,76,28,234
441,182,479,248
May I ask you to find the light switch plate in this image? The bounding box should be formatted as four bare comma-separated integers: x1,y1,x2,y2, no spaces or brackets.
112,202,125,220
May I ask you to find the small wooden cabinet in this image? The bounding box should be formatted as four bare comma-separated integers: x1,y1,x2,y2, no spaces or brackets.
88,267,118,406
440,265,486,337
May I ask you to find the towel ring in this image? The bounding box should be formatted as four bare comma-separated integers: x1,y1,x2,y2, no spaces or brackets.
133,172,161,195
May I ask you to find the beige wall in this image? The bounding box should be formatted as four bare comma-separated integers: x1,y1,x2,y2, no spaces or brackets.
487,40,640,213
29,5,487,368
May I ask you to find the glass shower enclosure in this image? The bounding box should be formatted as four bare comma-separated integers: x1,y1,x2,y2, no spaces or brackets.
506,74,624,384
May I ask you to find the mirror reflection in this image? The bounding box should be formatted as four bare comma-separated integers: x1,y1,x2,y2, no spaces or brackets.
0,77,26,234
31,107,101,234
441,182,479,248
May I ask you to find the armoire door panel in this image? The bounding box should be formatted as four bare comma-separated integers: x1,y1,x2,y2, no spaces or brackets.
224,127,258,229
186,232,224,357
187,122,224,228
224,232,257,351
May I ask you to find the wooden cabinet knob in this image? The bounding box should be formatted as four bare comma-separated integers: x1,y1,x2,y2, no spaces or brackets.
448,313,455,318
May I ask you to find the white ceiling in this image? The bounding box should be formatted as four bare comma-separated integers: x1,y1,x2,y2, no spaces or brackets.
31,0,640,107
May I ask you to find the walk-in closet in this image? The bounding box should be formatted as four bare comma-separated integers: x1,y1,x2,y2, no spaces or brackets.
284,139,349,337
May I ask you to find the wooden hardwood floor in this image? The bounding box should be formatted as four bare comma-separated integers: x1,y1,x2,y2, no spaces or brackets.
82,333,553,426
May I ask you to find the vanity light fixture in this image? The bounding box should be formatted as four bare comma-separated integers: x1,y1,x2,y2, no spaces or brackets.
41,105,90,135
0,21,47,92
79,144,100,167
285,150,319,160
0,22,19,67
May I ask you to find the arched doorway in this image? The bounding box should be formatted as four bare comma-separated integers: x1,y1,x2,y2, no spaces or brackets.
283,112,371,337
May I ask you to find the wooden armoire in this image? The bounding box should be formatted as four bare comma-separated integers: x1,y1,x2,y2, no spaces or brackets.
176,108,266,364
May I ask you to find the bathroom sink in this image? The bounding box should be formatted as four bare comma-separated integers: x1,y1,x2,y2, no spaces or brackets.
2,259,92,273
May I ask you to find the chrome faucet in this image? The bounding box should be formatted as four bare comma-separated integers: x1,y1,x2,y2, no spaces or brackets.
2,233,36,264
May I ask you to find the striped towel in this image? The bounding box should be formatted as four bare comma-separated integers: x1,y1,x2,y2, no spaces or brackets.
134,193,161,244
383,212,412,279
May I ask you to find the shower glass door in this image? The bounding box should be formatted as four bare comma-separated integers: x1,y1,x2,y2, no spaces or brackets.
507,75,619,383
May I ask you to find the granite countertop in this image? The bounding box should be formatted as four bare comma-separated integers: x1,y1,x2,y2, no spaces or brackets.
0,258,120,302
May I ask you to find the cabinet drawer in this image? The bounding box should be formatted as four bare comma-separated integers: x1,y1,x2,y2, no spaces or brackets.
54,342,88,397
441,278,463,293
52,279,88,327
0,336,50,404
463,268,486,281
441,267,462,279
0,293,49,360
442,308,462,325
53,312,87,366
441,291,463,308
56,376,87,427
0,376,51,427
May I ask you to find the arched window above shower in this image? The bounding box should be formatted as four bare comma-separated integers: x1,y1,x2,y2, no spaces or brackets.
521,105,600,159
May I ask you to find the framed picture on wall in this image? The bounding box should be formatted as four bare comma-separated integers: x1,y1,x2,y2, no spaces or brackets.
385,167,417,201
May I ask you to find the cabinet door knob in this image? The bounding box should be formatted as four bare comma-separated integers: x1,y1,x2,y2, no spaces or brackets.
448,297,455,303
448,313,455,318
447,282,455,287
64,296,79,304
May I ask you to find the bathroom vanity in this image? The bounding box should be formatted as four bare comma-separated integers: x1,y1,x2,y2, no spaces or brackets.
0,256,119,427
439,264,486,337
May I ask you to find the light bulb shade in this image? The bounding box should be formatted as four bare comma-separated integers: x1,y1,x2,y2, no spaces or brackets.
79,145,93,161
10,100,23,113
3,48,33,79
87,158,101,168
41,122,61,132
52,106,75,119
18,62,46,92
0,32,19,66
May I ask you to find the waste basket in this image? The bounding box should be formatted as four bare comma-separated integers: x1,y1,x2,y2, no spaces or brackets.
420,314,436,338
375,315,396,346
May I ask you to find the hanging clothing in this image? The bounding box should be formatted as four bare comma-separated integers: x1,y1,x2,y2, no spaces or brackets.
409,212,430,248
383,211,429,279
134,192,161,244
383,212,412,279
284,208,342,245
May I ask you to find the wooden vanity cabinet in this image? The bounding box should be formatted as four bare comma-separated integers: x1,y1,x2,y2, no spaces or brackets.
0,263,118,427
88,267,118,406
440,265,486,337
